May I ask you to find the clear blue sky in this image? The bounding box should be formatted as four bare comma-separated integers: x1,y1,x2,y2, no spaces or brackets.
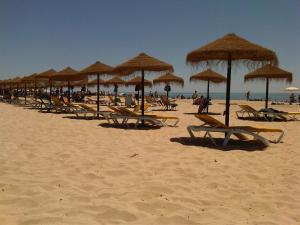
1,0,299,93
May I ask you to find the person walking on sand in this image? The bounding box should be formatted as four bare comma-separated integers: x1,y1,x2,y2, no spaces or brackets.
246,91,250,101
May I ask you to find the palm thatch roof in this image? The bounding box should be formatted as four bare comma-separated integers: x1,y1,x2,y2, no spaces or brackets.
190,69,226,83
244,64,292,82
35,69,57,79
52,67,84,81
112,52,174,75
79,61,113,76
87,78,106,87
126,76,152,87
104,76,126,86
186,33,278,67
153,72,184,87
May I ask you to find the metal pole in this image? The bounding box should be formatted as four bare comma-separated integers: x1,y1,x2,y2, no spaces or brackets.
141,70,145,125
225,56,232,126
97,74,100,118
24,83,27,104
265,78,269,109
49,79,52,103
68,81,71,103
207,80,210,113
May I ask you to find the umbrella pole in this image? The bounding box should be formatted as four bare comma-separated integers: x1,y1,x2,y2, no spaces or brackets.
24,83,27,105
141,70,145,124
97,74,100,118
34,79,37,99
138,89,140,105
265,78,269,109
68,81,71,103
207,80,210,113
225,56,232,127
49,79,52,103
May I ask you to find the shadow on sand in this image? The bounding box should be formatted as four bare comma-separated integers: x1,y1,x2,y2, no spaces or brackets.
99,123,161,130
170,137,267,151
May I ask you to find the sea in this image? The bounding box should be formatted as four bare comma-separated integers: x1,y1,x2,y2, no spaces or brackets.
141,92,297,101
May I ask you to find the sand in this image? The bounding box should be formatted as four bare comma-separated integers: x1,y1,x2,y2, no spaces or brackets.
0,99,300,225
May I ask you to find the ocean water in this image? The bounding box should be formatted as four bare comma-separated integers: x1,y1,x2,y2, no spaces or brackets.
156,92,297,101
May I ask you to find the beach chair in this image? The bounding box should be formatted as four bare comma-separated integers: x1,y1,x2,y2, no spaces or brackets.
187,114,285,146
76,103,112,121
161,96,178,110
236,104,300,121
39,98,54,111
117,107,180,127
51,96,71,113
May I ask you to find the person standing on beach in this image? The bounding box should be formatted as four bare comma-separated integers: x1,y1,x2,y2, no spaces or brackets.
246,91,250,101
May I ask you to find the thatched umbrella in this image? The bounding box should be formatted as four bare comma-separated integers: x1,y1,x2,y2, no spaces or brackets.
35,69,57,101
78,61,113,116
186,33,278,126
153,72,184,99
190,69,226,112
112,52,173,118
285,87,299,91
104,76,125,103
18,74,37,104
51,67,81,102
245,64,292,108
126,76,152,104
87,78,106,87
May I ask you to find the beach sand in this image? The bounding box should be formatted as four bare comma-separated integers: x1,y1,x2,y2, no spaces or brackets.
0,99,300,225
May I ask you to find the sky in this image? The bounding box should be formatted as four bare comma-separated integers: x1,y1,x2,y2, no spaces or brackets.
1,0,300,93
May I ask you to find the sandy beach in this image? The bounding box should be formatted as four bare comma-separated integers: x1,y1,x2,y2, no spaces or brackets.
0,99,300,225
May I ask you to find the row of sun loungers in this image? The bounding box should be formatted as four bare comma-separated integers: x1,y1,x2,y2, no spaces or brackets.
236,104,300,121
2,96,297,147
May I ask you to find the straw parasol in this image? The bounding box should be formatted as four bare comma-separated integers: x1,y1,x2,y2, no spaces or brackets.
126,76,152,104
78,61,113,116
19,74,38,104
87,78,106,87
112,52,173,118
52,67,80,102
190,69,226,113
245,64,292,108
104,76,125,100
35,69,57,101
285,87,299,92
186,33,278,126
153,72,184,98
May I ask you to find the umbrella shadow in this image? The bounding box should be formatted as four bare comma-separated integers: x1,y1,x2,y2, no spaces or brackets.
236,116,287,122
183,112,221,115
152,109,178,112
63,115,106,120
99,123,162,130
170,137,267,151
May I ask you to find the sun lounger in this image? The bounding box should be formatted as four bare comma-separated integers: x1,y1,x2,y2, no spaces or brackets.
117,107,180,127
161,96,178,110
76,103,112,121
236,104,300,121
187,114,285,146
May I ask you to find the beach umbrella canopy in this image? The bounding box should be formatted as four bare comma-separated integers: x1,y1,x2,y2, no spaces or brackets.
51,67,81,81
52,67,81,102
104,76,126,86
285,87,299,91
126,76,152,105
126,76,152,87
104,76,125,101
186,33,278,126
78,61,113,116
153,72,184,99
35,69,58,100
112,52,173,118
245,64,292,108
87,78,106,87
190,69,226,113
